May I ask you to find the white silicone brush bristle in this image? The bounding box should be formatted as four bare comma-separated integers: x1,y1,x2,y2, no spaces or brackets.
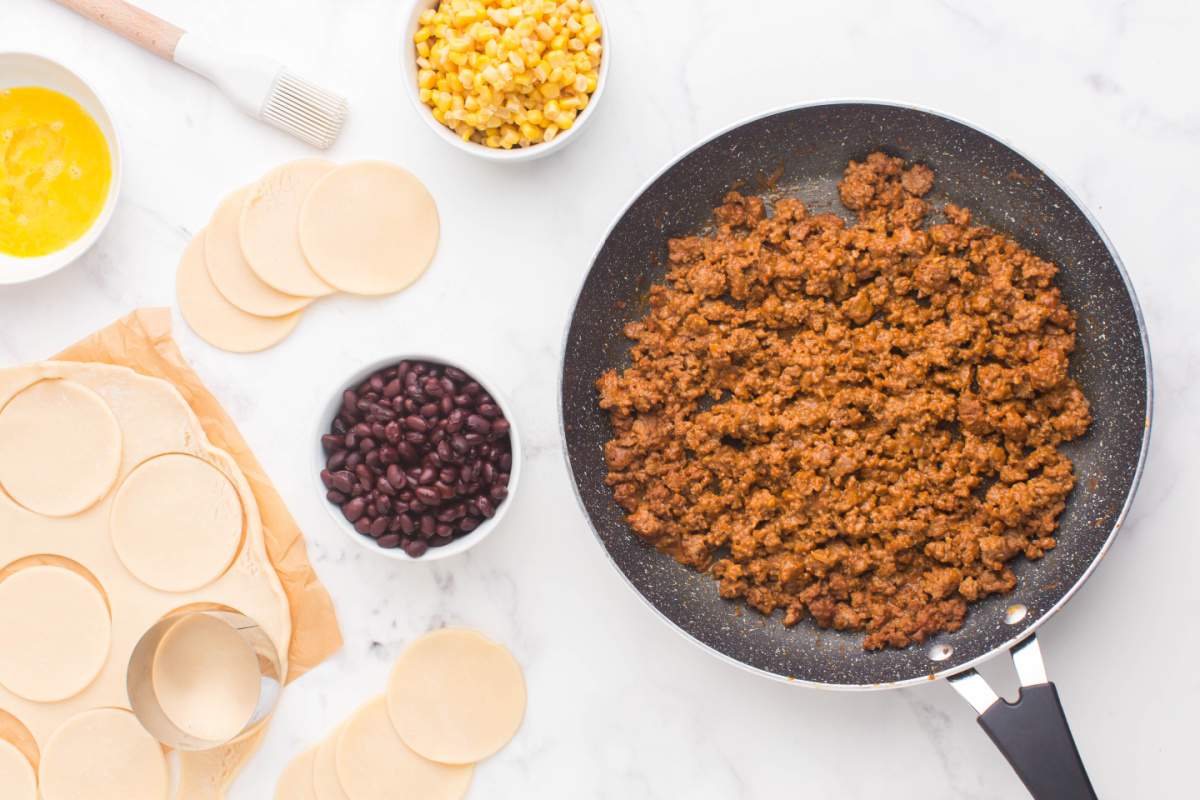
261,72,347,150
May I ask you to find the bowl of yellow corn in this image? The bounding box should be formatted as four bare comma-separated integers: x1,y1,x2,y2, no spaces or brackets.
403,0,609,161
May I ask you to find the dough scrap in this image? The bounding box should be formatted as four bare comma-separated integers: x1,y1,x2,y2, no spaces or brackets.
336,696,473,800
111,453,243,592
0,378,121,517
205,187,312,317
313,723,351,800
0,738,36,800
275,744,319,800
387,628,525,764
0,566,111,703
38,707,169,800
241,159,338,298
178,230,303,353
152,613,261,744
299,161,439,296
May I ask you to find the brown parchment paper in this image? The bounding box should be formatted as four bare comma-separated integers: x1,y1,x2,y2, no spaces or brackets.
47,307,343,797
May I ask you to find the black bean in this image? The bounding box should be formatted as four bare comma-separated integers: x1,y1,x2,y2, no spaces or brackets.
344,432,357,449
420,514,436,536
376,495,393,515
326,489,347,504
398,514,416,535
386,464,407,489
376,476,396,496
423,377,445,397
379,446,399,464
404,431,426,446
490,418,510,437
384,379,402,398
452,393,472,408
321,434,342,453
477,496,496,518
331,471,354,494
414,486,441,506
364,450,380,468
463,433,484,447
460,517,480,532
369,518,388,537
397,441,419,463
445,367,467,382
421,402,439,417
403,540,428,558
451,435,470,455
490,485,508,503
342,389,358,415
464,381,482,396
440,395,454,415
378,534,402,549
466,415,491,434
499,453,512,471
354,517,372,535
404,415,428,433
332,417,348,435
384,421,401,442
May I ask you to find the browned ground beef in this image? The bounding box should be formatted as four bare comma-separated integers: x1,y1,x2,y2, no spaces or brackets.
597,153,1091,650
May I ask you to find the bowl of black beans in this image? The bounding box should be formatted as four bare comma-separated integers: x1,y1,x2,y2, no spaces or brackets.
315,356,519,560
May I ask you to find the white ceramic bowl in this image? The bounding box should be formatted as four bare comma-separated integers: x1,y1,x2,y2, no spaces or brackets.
0,52,122,285
400,0,610,162
313,355,522,562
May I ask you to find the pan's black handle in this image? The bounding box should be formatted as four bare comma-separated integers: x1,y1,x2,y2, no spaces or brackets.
978,682,1096,799
947,635,1097,800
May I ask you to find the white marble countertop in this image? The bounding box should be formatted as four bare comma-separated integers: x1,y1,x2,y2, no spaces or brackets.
3,1,1197,797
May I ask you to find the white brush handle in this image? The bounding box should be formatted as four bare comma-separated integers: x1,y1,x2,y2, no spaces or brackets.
52,0,184,61
52,0,285,118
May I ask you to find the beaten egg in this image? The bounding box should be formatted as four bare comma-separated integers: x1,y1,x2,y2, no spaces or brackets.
0,86,112,258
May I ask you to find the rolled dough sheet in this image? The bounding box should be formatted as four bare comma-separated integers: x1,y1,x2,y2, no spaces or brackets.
0,565,111,703
313,723,351,800
152,613,261,744
206,187,312,317
0,378,121,517
111,453,244,592
241,159,338,298
0,361,292,756
178,230,303,353
275,744,319,800
336,696,473,800
0,737,36,800
38,707,169,800
299,161,439,296
387,628,526,765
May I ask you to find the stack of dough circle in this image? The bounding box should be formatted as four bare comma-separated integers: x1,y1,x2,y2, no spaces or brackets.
241,159,337,298
38,708,168,800
276,629,523,799
337,696,473,800
176,159,439,353
275,744,319,800
0,361,292,798
299,161,439,296
0,378,122,517
177,231,303,353
0,737,37,800
386,629,526,764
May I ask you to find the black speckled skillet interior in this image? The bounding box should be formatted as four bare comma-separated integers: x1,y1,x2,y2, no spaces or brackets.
559,102,1151,689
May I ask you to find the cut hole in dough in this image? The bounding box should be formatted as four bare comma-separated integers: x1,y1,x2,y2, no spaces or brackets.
0,738,37,800
111,453,243,592
152,613,261,744
300,161,439,296
0,565,111,702
178,230,304,353
206,187,312,317
387,628,526,765
0,378,122,517
39,708,169,800
241,159,337,298
313,724,351,800
337,696,473,800
276,744,319,800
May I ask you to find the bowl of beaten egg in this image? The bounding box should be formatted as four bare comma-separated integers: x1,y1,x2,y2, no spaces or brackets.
0,53,121,285
402,0,609,161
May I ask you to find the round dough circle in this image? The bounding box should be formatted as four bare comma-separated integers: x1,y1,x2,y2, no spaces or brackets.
299,161,439,296
313,725,351,800
153,613,260,743
178,230,304,353
337,696,473,800
241,159,338,297
0,378,121,516
0,739,36,800
206,186,312,316
111,453,243,592
387,628,526,764
0,565,111,702
276,745,319,800
39,708,169,800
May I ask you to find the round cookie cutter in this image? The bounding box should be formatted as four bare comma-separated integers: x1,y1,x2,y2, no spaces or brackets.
126,610,283,751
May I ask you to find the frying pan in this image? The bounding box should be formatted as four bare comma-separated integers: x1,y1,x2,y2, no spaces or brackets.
559,101,1152,799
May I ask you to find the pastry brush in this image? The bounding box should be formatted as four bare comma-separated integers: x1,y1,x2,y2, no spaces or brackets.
53,0,348,149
